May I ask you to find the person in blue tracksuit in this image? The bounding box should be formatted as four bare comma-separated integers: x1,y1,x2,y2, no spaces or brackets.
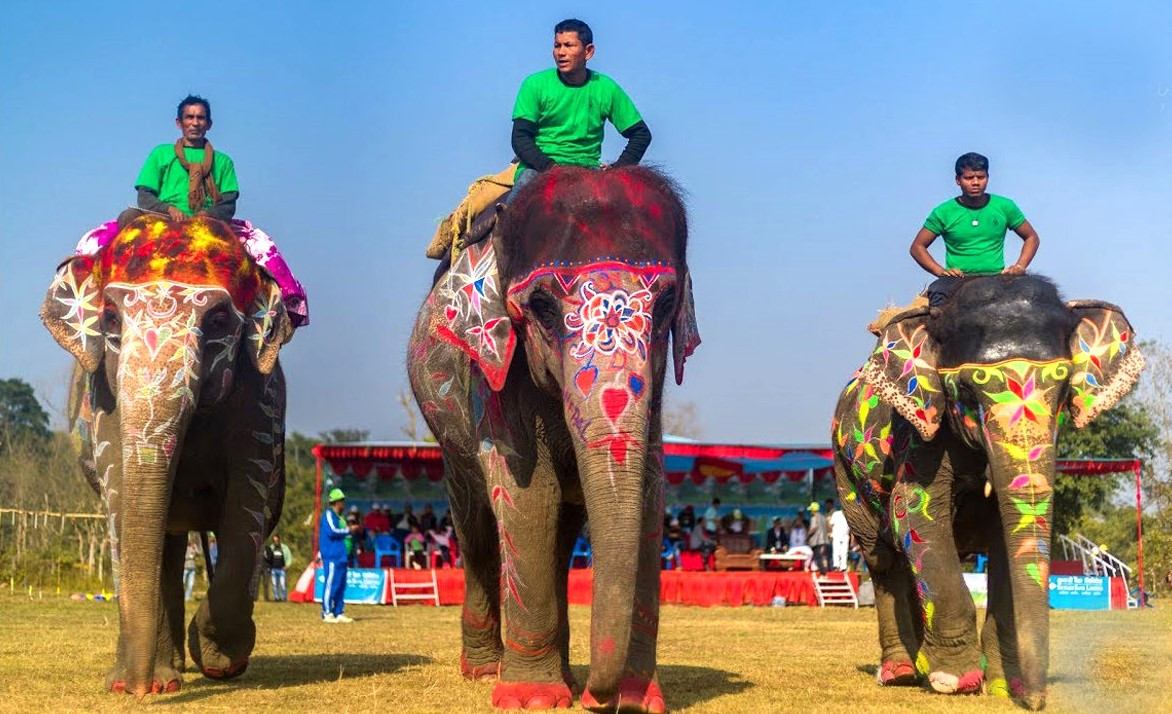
319,488,356,622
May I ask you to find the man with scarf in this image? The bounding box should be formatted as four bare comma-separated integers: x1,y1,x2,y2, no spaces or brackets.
119,95,238,226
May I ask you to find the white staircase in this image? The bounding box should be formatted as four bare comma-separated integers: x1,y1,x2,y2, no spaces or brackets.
389,569,440,607
1057,533,1137,608
813,575,858,608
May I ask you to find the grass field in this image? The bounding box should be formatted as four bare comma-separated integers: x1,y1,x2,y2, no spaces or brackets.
1,595,1169,713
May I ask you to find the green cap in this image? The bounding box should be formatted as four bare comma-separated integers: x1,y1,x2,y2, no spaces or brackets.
328,488,345,503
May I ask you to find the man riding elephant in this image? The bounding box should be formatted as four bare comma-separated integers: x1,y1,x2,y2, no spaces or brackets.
74,94,309,328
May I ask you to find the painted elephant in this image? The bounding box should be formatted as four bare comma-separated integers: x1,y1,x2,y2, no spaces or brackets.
40,216,294,698
408,167,699,712
832,275,1143,709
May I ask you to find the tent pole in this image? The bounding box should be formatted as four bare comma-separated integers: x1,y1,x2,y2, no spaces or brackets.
1135,461,1145,608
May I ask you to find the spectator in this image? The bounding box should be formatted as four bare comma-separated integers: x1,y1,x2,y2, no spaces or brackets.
396,504,419,532
727,508,749,534
828,499,851,571
345,512,363,566
429,524,454,567
678,505,696,533
808,502,831,574
183,535,200,602
264,533,293,602
364,503,388,534
319,488,357,623
666,518,682,547
440,509,454,531
689,517,716,570
206,533,218,583
404,524,428,569
765,517,789,553
704,497,721,524
789,516,808,548
378,504,393,532
419,503,438,533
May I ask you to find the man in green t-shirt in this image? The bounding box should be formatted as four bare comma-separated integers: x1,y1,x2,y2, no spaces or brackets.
507,18,652,197
116,94,239,227
910,152,1041,305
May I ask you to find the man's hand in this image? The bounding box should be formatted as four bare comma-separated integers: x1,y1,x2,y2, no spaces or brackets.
166,206,185,221
1002,263,1027,275
938,268,965,277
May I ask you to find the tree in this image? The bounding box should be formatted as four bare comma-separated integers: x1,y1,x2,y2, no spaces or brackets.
0,378,51,451
1131,340,1172,592
662,399,703,439
318,428,370,444
398,388,433,442
1053,400,1160,537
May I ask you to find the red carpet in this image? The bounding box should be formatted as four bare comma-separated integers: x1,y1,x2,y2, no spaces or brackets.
351,568,857,607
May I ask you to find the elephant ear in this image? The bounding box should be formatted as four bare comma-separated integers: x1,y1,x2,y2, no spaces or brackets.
1066,300,1145,428
247,280,294,375
434,240,516,391
858,308,943,440
40,255,104,373
672,271,701,385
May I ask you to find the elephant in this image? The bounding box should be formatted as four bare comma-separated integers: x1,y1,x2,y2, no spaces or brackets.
407,166,699,712
832,274,1144,710
40,216,294,698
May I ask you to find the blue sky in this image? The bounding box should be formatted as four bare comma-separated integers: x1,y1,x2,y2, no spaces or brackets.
2,1,1169,444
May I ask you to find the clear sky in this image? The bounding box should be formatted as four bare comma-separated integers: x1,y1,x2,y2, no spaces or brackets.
2,1,1169,444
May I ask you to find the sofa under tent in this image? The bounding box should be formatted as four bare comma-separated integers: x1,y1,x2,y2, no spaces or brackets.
292,440,1146,608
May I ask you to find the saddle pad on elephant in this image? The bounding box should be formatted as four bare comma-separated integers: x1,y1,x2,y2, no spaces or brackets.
426,163,516,260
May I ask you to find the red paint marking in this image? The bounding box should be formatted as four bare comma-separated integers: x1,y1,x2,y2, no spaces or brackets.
491,681,572,709
575,368,597,395
601,388,630,423
609,437,628,465
597,636,616,656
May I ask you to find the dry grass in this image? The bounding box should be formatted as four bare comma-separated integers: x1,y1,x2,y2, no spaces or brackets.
1,594,1170,713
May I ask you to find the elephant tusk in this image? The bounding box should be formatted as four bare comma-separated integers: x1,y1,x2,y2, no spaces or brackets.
984,481,993,498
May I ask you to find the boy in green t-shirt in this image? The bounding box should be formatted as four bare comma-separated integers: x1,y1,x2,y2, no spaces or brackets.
910,152,1041,305
507,18,652,197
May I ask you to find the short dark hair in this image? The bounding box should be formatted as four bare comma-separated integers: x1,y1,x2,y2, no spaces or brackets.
177,94,212,121
955,152,988,176
555,18,593,45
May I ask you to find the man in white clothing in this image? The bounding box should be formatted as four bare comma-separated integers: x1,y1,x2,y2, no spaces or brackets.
828,499,851,571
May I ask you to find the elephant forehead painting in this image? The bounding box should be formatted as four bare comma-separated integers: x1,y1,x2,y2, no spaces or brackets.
41,215,293,699
409,166,697,712
832,274,1143,711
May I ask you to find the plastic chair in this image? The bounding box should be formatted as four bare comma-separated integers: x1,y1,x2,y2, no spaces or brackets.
374,533,402,568
570,537,592,568
974,554,988,574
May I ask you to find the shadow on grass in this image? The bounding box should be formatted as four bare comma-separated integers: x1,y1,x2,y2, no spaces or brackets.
161,652,431,704
569,663,751,710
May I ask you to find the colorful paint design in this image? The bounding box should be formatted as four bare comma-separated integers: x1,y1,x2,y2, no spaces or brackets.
433,241,515,391
941,359,1068,588
1067,309,1142,427
866,321,940,438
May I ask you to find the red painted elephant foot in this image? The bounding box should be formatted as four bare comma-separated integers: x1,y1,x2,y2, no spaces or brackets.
926,668,983,695
109,678,182,696
582,678,666,714
106,663,183,697
461,650,502,681
201,657,249,680
876,660,919,686
491,681,574,709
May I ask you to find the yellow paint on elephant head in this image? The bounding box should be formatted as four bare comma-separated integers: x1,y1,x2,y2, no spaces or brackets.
97,216,261,312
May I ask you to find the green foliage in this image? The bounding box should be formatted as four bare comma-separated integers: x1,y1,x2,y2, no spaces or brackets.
0,378,51,451
1053,401,1160,538
273,431,320,569
319,428,370,444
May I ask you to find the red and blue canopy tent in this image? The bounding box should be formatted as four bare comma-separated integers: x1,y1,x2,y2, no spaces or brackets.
312,441,1145,602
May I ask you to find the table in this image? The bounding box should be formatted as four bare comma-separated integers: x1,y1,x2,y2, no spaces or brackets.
759,553,808,571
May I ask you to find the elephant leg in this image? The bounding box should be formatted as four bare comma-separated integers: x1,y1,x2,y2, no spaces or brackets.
484,443,573,710
980,507,1021,698
866,546,922,686
894,449,982,694
188,527,258,679
451,464,504,681
555,502,587,692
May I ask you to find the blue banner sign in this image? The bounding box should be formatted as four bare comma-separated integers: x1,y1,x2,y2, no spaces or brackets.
314,567,387,605
1048,575,1110,610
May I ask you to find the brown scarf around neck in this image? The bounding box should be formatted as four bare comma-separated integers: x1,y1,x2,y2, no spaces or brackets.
174,139,221,214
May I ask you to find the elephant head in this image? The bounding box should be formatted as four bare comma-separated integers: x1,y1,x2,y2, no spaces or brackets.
860,275,1143,706
40,216,292,695
434,166,698,699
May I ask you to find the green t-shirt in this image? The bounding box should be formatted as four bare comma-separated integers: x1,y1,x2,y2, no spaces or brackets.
512,68,642,176
134,143,239,216
923,194,1026,274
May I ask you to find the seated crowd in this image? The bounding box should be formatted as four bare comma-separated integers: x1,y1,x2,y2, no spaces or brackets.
341,502,458,570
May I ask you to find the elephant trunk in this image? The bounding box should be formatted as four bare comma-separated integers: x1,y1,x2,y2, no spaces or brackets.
571,390,651,703
993,454,1055,710
114,358,198,697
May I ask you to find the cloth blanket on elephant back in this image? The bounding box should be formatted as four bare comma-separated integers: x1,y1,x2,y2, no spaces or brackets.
75,218,308,327
425,163,516,261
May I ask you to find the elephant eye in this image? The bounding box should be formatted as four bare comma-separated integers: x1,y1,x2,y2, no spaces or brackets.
102,308,121,335
528,289,562,333
204,307,232,332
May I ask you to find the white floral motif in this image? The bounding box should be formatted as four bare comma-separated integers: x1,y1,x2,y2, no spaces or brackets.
564,280,653,359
